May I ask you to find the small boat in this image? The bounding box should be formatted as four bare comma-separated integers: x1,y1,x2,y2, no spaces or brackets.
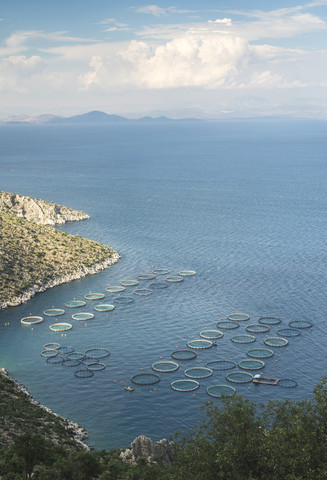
253,374,279,386
124,386,135,392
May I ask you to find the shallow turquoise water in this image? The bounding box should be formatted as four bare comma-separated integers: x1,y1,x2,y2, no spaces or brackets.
0,119,326,450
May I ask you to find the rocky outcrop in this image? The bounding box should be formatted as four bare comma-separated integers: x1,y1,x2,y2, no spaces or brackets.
0,191,89,225
120,435,175,466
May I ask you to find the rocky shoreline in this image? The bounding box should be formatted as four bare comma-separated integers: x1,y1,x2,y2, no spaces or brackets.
0,251,120,309
0,368,90,450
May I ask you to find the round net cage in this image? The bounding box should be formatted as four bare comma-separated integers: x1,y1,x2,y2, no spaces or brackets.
61,358,82,368
132,373,160,385
49,323,72,332
278,328,301,337
57,346,74,354
120,280,139,287
46,355,65,365
246,324,270,333
65,300,86,308
138,273,156,281
149,282,168,289
231,334,256,344
40,349,58,358
207,385,236,398
259,316,281,326
153,268,170,275
75,369,94,378
238,359,265,370
67,352,85,361
152,361,179,373
84,348,110,359
72,312,94,321
106,286,125,293
84,293,105,301
43,309,65,317
171,379,199,392
86,362,106,371
178,270,196,276
21,316,44,325
165,276,184,283
200,330,224,340
216,321,240,330
43,342,60,350
206,360,237,371
184,367,213,379
226,371,253,384
94,304,115,312
83,358,100,367
133,288,153,296
247,348,274,359
289,320,312,329
264,337,289,347
278,378,298,388
227,313,250,322
114,296,134,305
171,350,197,361
187,339,213,349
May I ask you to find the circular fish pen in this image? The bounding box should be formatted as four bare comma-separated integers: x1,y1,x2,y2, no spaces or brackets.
133,288,153,296
246,324,270,333
149,282,168,289
289,320,312,329
46,355,65,365
72,312,94,321
278,328,301,337
171,350,197,361
206,360,237,371
106,286,125,293
227,313,250,322
247,348,274,359
57,346,74,354
132,373,160,385
153,268,170,275
84,293,105,301
278,379,298,388
264,337,289,347
200,330,224,340
171,379,199,392
216,321,240,330
86,362,106,372
152,361,179,373
67,352,85,361
40,349,58,358
61,359,82,368
259,316,281,326
114,296,134,305
226,371,253,384
207,385,236,398
178,270,196,276
43,309,65,317
165,276,184,283
43,342,60,350
138,274,156,281
231,334,256,344
184,367,213,379
238,359,265,370
84,348,110,360
65,300,86,308
49,323,72,332
187,339,213,349
21,316,44,325
75,369,94,378
94,304,115,312
120,280,139,287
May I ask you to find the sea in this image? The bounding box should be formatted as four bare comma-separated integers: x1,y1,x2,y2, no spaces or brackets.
0,118,326,450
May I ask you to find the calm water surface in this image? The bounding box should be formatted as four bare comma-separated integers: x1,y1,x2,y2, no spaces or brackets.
0,119,326,450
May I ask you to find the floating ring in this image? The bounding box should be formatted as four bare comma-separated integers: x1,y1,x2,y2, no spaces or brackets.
105,286,125,293
86,362,106,371
216,321,240,330
43,309,65,317
231,334,256,344
259,317,281,326
138,274,156,280
289,320,312,329
278,378,298,388
46,355,65,364
165,276,183,283
84,348,110,359
171,350,197,361
246,324,270,333
40,349,58,358
184,367,213,379
238,359,265,370
187,339,213,349
200,330,223,340
153,268,170,275
132,373,160,385
65,300,86,308
94,304,115,312
278,328,301,337
114,296,134,305
206,360,237,371
120,280,139,287
49,323,72,332
72,312,94,321
171,379,199,392
84,293,105,300
152,361,179,373
61,359,81,367
264,337,288,347
75,369,94,378
226,371,253,384
21,316,44,325
247,348,274,359
133,288,153,296
149,282,168,289
178,270,196,276
207,385,236,398
227,313,250,322
57,346,74,354
43,342,60,350
67,352,85,361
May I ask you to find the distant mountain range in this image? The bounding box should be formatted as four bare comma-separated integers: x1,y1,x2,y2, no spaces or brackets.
1,110,200,125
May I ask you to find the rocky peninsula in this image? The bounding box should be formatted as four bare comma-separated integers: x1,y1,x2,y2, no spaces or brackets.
0,191,119,309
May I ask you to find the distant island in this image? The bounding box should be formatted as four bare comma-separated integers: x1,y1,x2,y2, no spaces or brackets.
0,191,119,309
0,110,201,125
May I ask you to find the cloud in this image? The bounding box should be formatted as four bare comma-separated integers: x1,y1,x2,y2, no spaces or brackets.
0,54,45,93
135,5,197,17
100,18,129,32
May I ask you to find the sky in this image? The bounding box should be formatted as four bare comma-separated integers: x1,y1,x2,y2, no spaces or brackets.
1,0,327,119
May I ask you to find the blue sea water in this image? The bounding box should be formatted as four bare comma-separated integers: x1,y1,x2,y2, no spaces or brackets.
0,119,326,450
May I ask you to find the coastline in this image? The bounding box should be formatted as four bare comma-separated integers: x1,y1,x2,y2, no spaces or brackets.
0,251,120,310
0,367,90,450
